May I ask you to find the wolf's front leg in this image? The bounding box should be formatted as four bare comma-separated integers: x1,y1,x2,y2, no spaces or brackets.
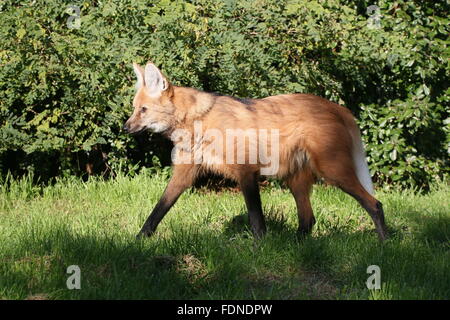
136,164,198,238
238,170,267,238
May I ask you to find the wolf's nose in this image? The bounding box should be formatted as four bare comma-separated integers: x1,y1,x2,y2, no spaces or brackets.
123,123,129,132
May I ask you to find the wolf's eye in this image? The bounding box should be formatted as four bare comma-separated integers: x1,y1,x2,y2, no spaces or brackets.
141,106,147,113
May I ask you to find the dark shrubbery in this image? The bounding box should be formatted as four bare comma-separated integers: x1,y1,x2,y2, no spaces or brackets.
0,0,448,187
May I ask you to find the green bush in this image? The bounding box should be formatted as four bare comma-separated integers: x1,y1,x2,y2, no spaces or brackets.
0,0,448,188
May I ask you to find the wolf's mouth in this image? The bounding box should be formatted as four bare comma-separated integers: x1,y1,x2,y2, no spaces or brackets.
128,126,146,135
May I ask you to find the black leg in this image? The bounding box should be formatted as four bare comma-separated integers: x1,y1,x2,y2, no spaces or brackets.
239,172,266,238
339,185,388,241
137,165,197,238
364,200,388,241
286,168,316,236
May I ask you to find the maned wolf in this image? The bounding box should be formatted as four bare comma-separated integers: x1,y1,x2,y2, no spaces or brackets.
124,62,388,241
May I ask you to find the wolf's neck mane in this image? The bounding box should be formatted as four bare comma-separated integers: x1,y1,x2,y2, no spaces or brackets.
172,86,215,123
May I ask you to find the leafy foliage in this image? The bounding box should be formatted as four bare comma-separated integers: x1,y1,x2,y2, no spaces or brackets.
0,0,448,187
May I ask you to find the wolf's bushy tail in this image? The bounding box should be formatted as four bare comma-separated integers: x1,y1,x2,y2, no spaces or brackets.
350,127,374,195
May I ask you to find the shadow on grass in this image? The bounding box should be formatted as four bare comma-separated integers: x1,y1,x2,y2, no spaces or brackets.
1,227,203,299
223,208,450,299
408,213,450,246
223,208,295,237
2,208,449,300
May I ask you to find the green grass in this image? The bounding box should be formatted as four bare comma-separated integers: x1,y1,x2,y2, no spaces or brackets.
0,171,449,300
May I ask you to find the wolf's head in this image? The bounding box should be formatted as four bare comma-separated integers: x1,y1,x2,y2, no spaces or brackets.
124,62,176,134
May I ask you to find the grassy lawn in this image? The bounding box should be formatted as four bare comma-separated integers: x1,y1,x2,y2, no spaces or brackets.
0,171,448,300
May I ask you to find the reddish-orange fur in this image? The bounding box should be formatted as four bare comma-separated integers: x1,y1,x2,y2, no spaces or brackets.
125,63,388,240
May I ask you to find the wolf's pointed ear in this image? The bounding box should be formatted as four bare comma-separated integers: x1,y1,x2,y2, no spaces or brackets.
133,63,145,89
144,63,169,97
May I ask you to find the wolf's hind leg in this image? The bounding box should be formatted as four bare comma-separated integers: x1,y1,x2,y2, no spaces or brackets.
311,152,388,241
286,167,316,235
